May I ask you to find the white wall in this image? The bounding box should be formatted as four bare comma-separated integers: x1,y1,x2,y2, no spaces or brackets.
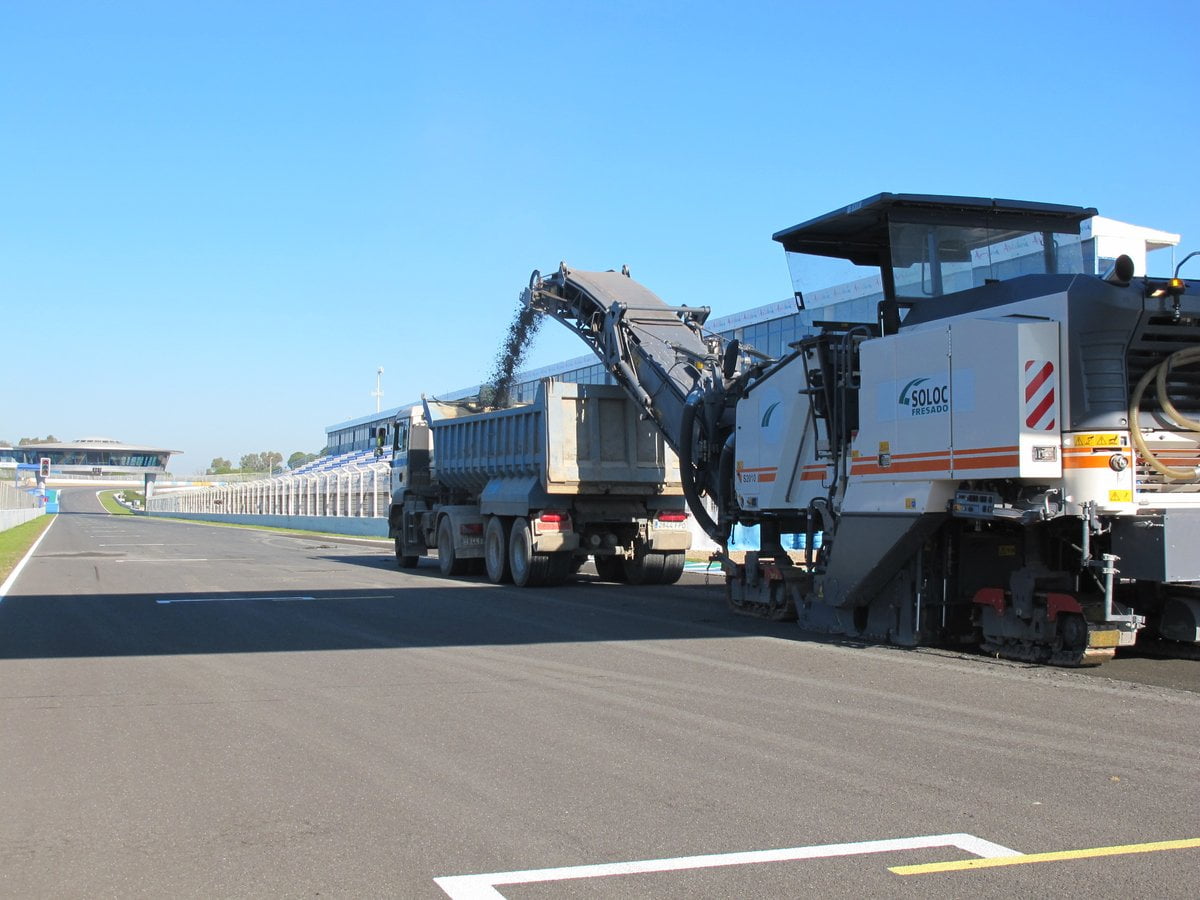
0,508,44,532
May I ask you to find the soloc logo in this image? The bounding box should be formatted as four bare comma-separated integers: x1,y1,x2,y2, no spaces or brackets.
898,376,950,417
761,401,781,428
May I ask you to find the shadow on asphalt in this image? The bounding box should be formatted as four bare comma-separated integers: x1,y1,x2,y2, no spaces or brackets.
3,493,866,661
4,565,1192,691
308,553,400,571
0,566,815,659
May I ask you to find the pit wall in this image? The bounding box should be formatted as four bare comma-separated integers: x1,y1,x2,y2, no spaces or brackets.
147,510,389,538
0,508,45,533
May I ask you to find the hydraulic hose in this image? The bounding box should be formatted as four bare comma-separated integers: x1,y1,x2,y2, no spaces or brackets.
717,433,736,537
679,392,723,542
1128,346,1200,480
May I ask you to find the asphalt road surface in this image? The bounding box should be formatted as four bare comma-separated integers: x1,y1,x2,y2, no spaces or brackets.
1,489,1198,897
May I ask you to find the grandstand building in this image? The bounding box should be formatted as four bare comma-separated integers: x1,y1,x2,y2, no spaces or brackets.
324,214,1181,458
6,437,179,476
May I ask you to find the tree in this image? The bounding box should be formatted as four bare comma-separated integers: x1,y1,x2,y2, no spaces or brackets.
288,451,318,470
19,435,59,445
209,457,233,475
239,451,283,475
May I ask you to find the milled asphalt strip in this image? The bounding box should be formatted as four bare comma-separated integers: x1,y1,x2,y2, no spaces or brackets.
0,516,57,600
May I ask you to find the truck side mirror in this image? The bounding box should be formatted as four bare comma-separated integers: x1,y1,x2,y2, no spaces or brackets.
722,339,741,380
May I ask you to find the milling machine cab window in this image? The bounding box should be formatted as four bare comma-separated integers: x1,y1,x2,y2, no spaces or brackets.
773,193,1096,304
886,215,1087,299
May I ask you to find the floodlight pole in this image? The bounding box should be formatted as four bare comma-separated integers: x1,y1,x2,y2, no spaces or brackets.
372,366,385,413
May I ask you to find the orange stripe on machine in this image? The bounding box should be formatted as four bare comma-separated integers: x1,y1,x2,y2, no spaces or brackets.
1062,450,1134,469
851,446,1020,476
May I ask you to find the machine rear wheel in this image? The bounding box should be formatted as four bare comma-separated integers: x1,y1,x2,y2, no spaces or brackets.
484,516,512,584
437,518,469,577
1059,612,1088,652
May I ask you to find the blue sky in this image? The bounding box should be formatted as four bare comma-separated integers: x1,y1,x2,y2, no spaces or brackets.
4,0,1198,474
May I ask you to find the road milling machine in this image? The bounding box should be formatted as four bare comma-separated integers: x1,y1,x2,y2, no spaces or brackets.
525,193,1200,665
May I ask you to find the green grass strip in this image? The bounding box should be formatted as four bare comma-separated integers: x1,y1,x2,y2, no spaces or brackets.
0,515,54,584
97,490,135,515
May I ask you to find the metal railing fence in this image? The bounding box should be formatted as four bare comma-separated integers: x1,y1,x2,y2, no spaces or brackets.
147,461,392,519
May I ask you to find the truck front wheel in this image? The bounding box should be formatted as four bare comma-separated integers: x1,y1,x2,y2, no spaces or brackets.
484,516,512,584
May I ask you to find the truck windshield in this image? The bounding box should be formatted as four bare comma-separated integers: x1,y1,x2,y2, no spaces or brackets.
887,217,1085,299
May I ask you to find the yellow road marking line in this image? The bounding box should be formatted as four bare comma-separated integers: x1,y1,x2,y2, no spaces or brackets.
891,838,1200,875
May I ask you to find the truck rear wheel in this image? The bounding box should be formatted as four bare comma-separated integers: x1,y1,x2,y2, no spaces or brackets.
544,552,572,586
509,517,550,587
659,552,685,584
437,518,469,577
624,548,684,585
395,537,420,569
484,516,512,584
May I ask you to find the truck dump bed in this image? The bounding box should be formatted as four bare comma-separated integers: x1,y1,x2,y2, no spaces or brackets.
425,380,682,496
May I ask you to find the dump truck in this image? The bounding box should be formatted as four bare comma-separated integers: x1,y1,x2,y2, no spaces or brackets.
525,193,1200,665
387,379,692,586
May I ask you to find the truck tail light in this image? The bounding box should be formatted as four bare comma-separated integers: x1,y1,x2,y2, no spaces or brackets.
536,510,571,533
460,523,484,536
656,510,688,523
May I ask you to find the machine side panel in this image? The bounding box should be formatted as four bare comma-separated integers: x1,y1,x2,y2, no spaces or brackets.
946,318,1062,480
819,512,948,609
853,328,952,481
733,358,818,511
1111,509,1200,582
840,480,958,515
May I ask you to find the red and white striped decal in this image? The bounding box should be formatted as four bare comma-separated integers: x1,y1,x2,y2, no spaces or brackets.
1024,360,1056,431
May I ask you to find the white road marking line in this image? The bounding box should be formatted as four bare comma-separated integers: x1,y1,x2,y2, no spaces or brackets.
433,833,1022,899
0,516,58,600
156,594,390,604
